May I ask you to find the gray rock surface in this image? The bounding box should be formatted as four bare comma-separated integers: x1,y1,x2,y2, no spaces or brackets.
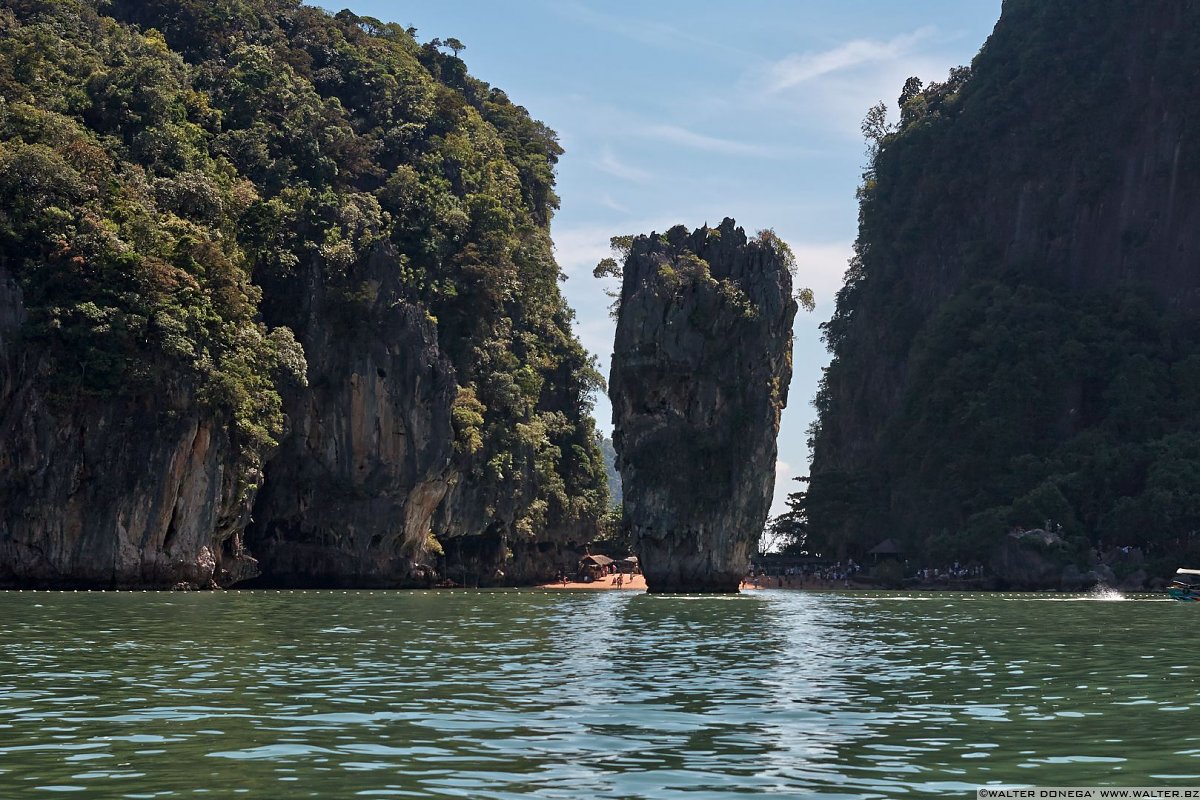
610,219,798,592
989,530,1073,589
245,245,459,587
0,265,257,589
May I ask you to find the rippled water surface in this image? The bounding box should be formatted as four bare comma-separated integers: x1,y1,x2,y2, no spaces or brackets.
0,589,1195,798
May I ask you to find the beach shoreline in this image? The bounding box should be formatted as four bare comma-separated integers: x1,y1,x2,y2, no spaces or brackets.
537,575,649,590
535,576,789,591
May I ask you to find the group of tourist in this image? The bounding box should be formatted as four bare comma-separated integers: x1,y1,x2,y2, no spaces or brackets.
743,559,863,588
744,558,990,589
555,560,640,586
913,563,985,582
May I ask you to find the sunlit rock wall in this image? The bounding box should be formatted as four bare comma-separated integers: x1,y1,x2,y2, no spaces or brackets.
610,219,797,592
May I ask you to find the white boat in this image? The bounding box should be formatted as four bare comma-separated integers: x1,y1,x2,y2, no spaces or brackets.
1167,568,1200,602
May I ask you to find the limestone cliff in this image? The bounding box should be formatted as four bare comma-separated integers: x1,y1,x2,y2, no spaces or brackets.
0,267,259,588
808,0,1200,568
245,246,458,587
0,0,608,588
609,219,798,592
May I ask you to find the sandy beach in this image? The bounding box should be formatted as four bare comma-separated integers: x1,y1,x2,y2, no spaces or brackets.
537,575,774,591
538,574,649,590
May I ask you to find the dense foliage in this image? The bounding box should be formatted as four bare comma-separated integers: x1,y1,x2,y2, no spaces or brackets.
805,0,1200,570
0,0,606,538
594,227,815,320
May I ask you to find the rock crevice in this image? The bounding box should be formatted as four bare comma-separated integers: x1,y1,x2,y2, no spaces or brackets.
244,245,459,588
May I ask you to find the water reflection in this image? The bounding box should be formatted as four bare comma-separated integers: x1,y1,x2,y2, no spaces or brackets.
0,590,1197,797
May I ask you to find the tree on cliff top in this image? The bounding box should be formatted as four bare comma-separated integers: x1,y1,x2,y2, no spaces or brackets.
594,226,816,316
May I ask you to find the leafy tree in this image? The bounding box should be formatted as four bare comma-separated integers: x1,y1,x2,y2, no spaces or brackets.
0,0,608,555
898,76,924,107
765,476,811,554
860,101,893,167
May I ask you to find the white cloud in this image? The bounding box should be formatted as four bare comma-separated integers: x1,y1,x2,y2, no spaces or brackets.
639,123,783,158
749,27,961,140
764,28,935,92
552,224,618,278
575,317,616,379
594,149,652,183
551,215,682,277
548,95,808,163
548,0,752,61
598,193,630,213
770,460,794,518
788,241,855,309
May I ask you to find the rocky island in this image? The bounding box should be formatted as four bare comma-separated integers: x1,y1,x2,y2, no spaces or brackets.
0,0,608,589
802,0,1200,586
606,220,800,593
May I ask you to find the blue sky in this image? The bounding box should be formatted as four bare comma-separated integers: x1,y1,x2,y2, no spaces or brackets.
343,1,1004,516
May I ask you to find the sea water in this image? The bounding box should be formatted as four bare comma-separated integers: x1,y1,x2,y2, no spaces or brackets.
0,589,1194,798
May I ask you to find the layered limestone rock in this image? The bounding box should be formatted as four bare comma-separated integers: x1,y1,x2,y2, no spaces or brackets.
609,219,798,593
0,267,258,589
246,241,600,588
245,246,458,587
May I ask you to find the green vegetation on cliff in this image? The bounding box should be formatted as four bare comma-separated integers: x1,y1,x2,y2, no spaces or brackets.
0,0,606,564
806,0,1200,571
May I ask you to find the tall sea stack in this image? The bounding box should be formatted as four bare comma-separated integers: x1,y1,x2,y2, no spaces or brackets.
609,219,798,593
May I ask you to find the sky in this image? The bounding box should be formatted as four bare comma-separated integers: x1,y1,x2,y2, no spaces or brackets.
343,0,1004,517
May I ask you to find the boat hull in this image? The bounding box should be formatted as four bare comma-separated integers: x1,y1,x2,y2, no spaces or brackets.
1168,586,1200,602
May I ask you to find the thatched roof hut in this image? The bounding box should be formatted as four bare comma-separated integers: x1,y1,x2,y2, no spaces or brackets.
868,539,904,558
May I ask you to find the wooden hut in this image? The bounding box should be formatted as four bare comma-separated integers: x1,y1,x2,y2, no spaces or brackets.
578,554,615,581
868,538,904,561
615,555,639,574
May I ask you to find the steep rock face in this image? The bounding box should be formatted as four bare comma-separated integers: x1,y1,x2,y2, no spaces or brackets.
246,246,457,587
0,0,608,588
0,268,258,588
610,219,797,592
809,0,1200,564
433,482,589,587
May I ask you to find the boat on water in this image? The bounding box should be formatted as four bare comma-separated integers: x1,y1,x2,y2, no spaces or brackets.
1167,568,1200,601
